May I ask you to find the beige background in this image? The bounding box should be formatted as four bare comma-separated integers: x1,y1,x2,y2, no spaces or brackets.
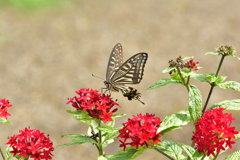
1,0,240,159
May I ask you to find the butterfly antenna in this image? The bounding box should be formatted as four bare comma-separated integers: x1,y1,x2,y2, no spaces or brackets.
92,74,105,81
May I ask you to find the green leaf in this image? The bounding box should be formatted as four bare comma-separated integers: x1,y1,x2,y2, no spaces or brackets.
162,67,175,73
182,56,193,61
6,145,14,160
58,134,96,147
192,149,204,158
177,143,196,160
160,126,182,135
190,73,208,82
215,76,227,83
0,117,12,124
109,146,148,160
66,110,86,114
205,73,216,83
156,140,184,160
232,55,240,61
146,78,182,90
158,110,191,134
217,81,240,92
235,132,240,140
170,72,182,80
102,139,114,148
205,52,221,56
73,114,95,125
210,99,240,110
224,150,240,160
188,85,202,122
111,113,126,119
97,156,108,160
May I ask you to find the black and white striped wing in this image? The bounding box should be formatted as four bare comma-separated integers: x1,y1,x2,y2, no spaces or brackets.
110,53,148,84
106,43,123,81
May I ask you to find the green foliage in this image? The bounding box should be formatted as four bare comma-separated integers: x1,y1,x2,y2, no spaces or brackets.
0,117,12,124
224,151,240,160
188,85,202,122
217,81,240,92
157,110,191,134
156,140,185,160
109,146,148,160
210,99,240,110
58,134,96,147
146,78,182,90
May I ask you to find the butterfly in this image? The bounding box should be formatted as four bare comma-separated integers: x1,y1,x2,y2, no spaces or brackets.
103,43,148,104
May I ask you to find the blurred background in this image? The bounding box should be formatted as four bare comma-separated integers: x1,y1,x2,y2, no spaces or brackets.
0,0,240,159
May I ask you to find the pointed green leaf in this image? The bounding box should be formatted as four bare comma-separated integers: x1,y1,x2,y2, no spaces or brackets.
146,78,182,90
97,156,108,160
217,81,240,92
177,143,196,160
182,56,193,61
109,146,147,160
188,85,202,122
210,99,240,110
73,114,94,125
190,73,208,82
205,52,221,56
205,73,216,83
58,134,96,147
232,55,240,61
160,126,182,135
66,110,86,114
224,150,240,160
111,113,126,119
235,132,240,140
102,139,114,148
170,72,182,80
156,140,184,160
158,110,191,133
192,149,204,158
61,134,87,138
162,67,175,73
215,76,227,83
0,117,12,124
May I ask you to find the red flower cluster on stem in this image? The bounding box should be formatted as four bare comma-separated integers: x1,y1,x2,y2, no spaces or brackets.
184,59,199,71
6,127,54,160
66,88,121,123
118,113,161,151
192,107,239,157
0,98,12,120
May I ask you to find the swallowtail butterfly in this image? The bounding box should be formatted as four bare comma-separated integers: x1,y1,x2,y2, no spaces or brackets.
104,43,148,104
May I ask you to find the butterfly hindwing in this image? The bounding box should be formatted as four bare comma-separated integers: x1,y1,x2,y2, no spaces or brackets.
110,53,148,84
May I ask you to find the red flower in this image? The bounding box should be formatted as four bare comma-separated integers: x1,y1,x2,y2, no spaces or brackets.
192,107,239,157
0,98,12,120
118,113,162,150
66,88,121,123
6,127,54,159
184,59,199,71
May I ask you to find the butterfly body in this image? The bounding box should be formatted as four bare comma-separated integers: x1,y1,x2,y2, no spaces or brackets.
104,43,148,104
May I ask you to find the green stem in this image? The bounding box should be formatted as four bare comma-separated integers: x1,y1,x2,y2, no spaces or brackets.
0,146,5,160
154,147,174,160
176,67,189,92
202,55,226,113
97,121,103,156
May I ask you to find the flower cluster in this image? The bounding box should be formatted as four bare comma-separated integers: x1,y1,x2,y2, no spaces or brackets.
6,127,54,160
184,59,199,71
66,88,121,123
192,107,239,157
0,98,12,120
118,113,161,151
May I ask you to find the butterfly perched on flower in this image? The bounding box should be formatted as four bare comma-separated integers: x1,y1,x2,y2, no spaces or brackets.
103,43,148,104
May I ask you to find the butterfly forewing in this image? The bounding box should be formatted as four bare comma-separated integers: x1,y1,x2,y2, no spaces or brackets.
106,43,123,81
110,53,148,84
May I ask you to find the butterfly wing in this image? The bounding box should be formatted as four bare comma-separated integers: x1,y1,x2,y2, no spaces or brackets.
109,53,148,84
106,43,123,82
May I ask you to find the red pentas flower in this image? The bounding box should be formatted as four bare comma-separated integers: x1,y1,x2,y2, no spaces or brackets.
117,113,162,151
0,98,12,120
192,107,239,157
66,88,121,123
184,59,199,71
6,127,54,160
